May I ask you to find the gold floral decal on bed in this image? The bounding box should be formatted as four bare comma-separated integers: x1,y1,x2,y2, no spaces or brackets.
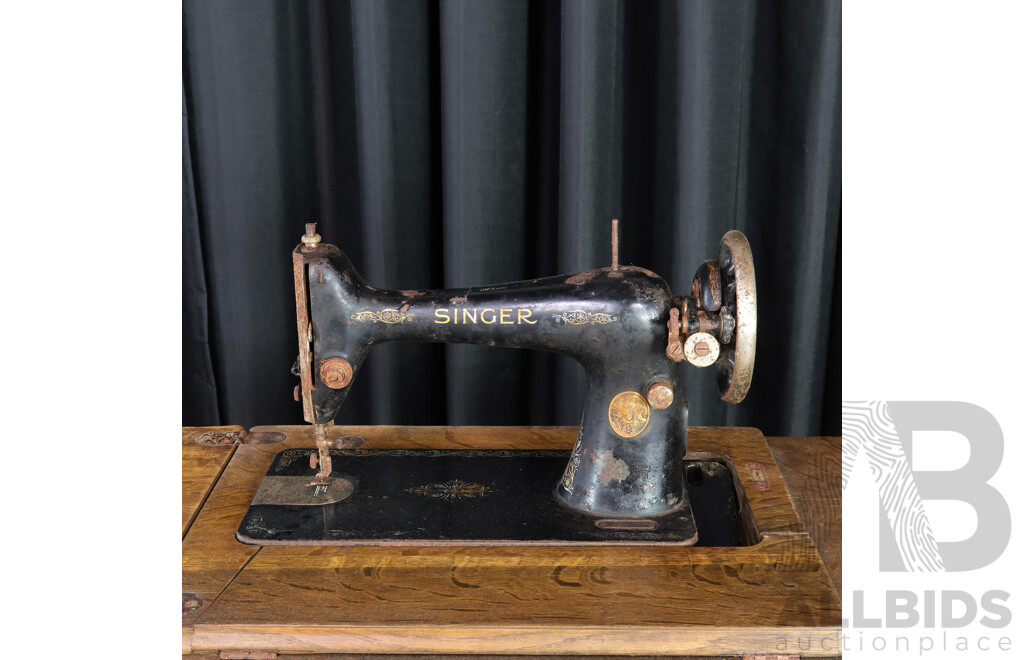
406,479,490,500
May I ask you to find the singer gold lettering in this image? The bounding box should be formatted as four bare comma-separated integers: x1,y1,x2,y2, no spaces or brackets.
434,308,537,325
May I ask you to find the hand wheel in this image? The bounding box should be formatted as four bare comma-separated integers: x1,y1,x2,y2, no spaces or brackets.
714,230,756,403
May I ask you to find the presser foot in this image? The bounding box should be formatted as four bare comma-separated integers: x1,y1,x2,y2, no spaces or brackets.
244,422,355,506
251,474,355,506
309,423,332,486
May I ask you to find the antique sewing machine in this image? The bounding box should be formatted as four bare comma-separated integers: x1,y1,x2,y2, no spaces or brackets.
237,221,756,546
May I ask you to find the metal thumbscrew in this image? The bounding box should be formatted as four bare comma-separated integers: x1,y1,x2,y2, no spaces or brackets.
666,307,684,363
646,381,674,409
301,222,321,251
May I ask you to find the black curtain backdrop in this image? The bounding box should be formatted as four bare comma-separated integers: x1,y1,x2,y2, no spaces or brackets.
183,0,841,436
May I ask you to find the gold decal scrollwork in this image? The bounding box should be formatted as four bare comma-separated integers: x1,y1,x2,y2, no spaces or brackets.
552,310,618,325
351,309,413,324
406,479,490,500
561,429,585,492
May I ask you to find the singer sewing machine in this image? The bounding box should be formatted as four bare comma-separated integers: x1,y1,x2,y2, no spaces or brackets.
187,222,841,656
236,221,758,546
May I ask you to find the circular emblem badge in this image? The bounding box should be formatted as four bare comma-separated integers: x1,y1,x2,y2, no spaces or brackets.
608,391,651,438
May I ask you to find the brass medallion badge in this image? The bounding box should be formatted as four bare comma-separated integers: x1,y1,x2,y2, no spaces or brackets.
608,391,650,438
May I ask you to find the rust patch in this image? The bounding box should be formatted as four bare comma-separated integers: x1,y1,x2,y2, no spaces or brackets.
182,592,202,615
594,449,630,485
398,303,410,313
311,423,332,485
400,289,426,297
320,358,353,389
645,380,674,409
666,307,683,362
449,295,468,303
565,270,598,285
332,435,365,448
611,218,619,269
292,247,314,423
240,431,286,445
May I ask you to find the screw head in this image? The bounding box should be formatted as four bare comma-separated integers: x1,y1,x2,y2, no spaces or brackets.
683,332,720,368
646,381,674,409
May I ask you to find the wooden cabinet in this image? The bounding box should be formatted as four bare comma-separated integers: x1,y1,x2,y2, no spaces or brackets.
183,426,841,658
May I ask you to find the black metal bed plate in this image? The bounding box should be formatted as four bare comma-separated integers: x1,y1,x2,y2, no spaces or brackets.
237,449,744,546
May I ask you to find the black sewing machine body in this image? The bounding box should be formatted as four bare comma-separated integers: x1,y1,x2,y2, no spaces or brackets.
306,247,686,517
238,223,756,545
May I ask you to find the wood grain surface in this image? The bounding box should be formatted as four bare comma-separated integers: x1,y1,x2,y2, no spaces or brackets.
182,426,242,537
183,426,841,657
768,436,842,593
182,429,287,626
